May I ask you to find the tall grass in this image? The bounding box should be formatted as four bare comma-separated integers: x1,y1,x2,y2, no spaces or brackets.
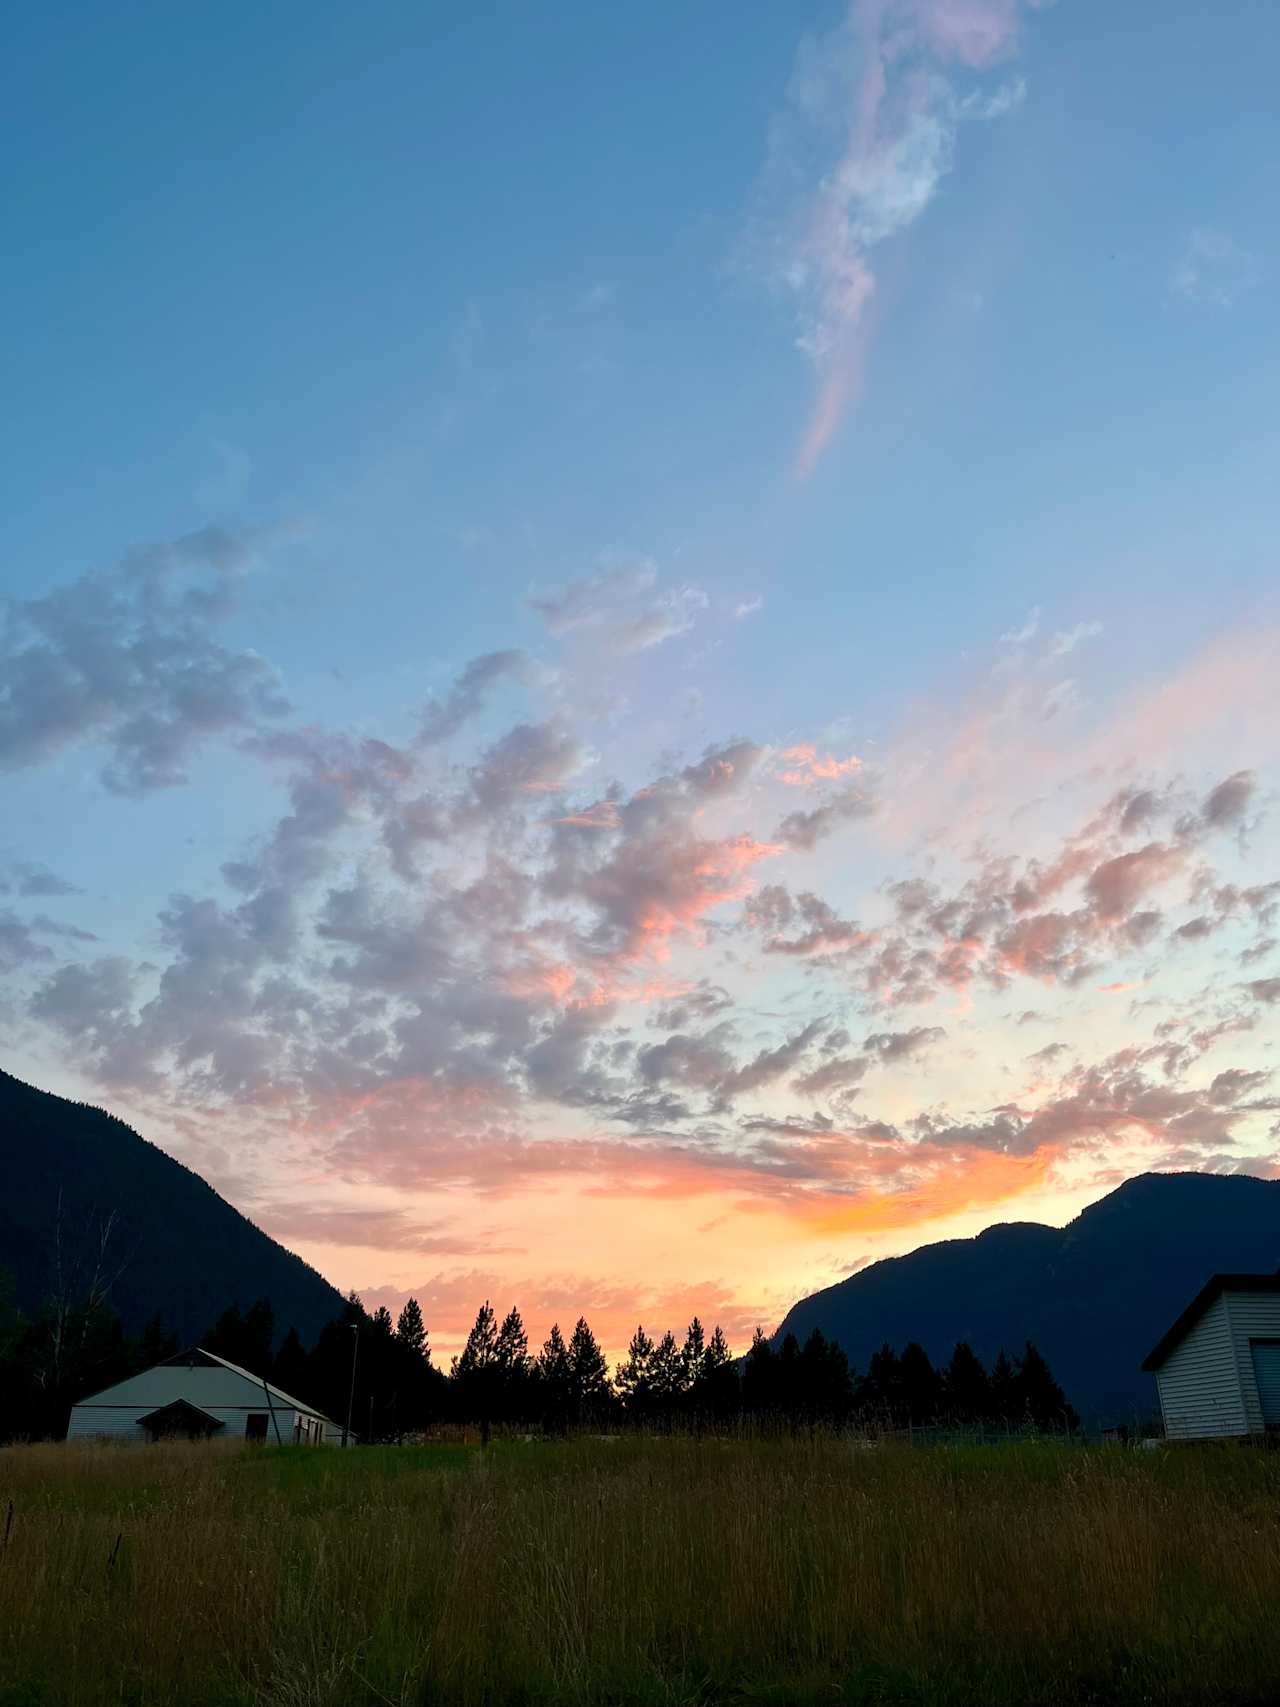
2,1435,1278,1706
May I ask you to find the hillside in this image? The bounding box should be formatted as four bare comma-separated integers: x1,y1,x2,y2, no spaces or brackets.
774,1172,1280,1424
0,1067,343,1345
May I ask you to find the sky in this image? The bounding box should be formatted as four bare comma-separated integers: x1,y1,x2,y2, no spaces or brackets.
3,0,1278,1365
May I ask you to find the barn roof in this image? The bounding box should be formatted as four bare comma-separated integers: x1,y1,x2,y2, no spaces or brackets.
1141,1274,1280,1371
136,1398,224,1434
75,1346,338,1425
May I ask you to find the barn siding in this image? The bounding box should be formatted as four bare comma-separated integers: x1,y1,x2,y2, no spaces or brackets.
1223,1291,1280,1434
1155,1295,1246,1439
67,1404,304,1443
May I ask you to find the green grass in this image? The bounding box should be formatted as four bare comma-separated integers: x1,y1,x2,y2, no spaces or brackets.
2,1436,1279,1707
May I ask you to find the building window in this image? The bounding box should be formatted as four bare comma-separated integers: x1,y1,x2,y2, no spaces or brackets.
245,1413,269,1442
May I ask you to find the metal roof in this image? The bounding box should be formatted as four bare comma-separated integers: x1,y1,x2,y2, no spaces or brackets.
76,1346,339,1426
1140,1274,1280,1371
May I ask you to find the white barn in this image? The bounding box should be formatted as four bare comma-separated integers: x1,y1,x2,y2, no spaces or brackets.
67,1347,342,1445
1142,1274,1280,1440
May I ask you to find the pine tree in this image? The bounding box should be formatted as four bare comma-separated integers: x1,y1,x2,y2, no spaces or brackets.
451,1301,500,1440
271,1326,312,1401
137,1311,178,1367
742,1326,779,1419
452,1301,498,1379
396,1298,428,1360
615,1325,656,1420
988,1348,1018,1427
943,1341,991,1426
898,1341,940,1426
682,1317,706,1393
537,1323,572,1432
1014,1341,1079,1432
701,1323,738,1422
650,1330,684,1424
860,1342,902,1423
567,1317,611,1423
371,1305,394,1337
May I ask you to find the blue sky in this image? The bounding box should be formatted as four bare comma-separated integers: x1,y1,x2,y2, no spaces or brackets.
3,0,1278,1358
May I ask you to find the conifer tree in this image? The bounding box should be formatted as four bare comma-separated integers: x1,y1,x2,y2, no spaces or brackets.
537,1323,572,1432
988,1348,1018,1426
742,1326,779,1418
943,1341,991,1425
682,1316,706,1392
395,1298,428,1360
271,1325,312,1401
615,1324,656,1419
1014,1341,1078,1431
650,1330,684,1423
701,1323,739,1421
898,1341,940,1426
567,1316,611,1422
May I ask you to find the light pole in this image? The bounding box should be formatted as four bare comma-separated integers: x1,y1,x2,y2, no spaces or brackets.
343,1322,360,1448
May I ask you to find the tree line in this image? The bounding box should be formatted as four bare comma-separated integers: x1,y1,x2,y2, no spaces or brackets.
0,1268,1078,1441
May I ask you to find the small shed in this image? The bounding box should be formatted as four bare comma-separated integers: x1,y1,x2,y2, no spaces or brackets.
1141,1274,1280,1440
67,1347,341,1445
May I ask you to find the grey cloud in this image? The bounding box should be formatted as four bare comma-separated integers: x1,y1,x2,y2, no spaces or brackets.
1,525,289,792
417,650,529,747
529,560,707,653
775,786,875,851
0,860,79,897
863,1025,945,1063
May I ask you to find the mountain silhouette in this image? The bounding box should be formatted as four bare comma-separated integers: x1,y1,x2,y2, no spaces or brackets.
0,1067,343,1345
773,1172,1280,1423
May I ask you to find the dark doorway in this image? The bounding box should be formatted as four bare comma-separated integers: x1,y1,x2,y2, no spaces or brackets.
245,1413,269,1442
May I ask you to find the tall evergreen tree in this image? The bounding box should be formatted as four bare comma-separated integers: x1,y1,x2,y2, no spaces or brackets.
898,1341,941,1426
567,1317,611,1424
988,1348,1019,1426
742,1327,779,1419
700,1323,739,1421
943,1341,991,1425
615,1324,656,1419
537,1323,572,1432
682,1317,706,1392
396,1298,427,1359
1014,1341,1079,1431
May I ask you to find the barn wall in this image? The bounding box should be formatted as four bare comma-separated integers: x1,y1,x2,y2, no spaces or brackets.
1155,1295,1247,1439
67,1404,306,1443
1224,1291,1280,1434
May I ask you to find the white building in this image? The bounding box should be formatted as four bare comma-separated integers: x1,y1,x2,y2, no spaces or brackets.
1142,1274,1280,1440
67,1347,342,1445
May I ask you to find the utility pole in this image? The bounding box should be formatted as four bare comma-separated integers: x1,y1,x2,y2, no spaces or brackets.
343,1322,360,1448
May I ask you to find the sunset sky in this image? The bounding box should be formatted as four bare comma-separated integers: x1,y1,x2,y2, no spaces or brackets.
4,0,1278,1363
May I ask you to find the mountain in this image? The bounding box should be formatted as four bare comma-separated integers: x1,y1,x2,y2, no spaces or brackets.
0,1067,344,1346
773,1172,1280,1424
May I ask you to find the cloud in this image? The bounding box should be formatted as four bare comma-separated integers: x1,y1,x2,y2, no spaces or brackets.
1050,621,1102,657
757,0,1039,471
417,650,529,746
0,860,79,897
775,784,877,849
1246,978,1280,1005
529,559,708,652
0,525,290,792
734,596,764,620
1000,606,1040,645
1170,228,1260,307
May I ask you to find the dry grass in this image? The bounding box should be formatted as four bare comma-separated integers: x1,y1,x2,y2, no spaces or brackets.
1,1435,1278,1706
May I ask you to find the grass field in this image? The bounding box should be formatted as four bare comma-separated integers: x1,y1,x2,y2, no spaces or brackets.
1,1435,1278,1707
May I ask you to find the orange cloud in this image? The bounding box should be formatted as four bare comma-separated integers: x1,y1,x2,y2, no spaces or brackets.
777,744,864,786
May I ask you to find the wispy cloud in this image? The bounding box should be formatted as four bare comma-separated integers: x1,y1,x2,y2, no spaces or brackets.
1050,620,1102,657
529,559,708,653
1170,228,1260,307
755,0,1042,475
